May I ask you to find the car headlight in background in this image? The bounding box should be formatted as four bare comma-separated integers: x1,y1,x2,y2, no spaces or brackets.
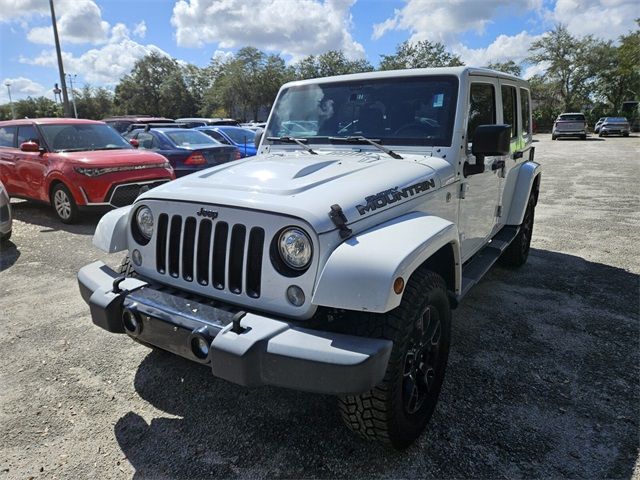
133,205,154,243
278,228,312,270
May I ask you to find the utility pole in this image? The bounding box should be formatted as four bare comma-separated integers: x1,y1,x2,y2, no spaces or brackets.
49,0,71,117
4,82,15,119
67,74,78,118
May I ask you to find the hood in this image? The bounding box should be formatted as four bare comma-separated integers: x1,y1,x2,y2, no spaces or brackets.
60,149,168,166
139,150,454,233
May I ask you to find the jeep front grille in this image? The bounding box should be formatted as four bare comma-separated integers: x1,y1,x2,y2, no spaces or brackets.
155,214,265,298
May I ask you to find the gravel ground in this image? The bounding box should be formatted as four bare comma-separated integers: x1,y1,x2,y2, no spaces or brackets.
0,134,638,479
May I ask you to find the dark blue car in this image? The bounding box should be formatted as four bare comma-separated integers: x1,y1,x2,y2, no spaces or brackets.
125,128,240,177
195,126,258,158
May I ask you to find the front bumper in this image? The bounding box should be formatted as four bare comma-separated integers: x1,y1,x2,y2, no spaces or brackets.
77,261,392,395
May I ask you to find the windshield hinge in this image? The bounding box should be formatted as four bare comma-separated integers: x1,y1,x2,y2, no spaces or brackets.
495,205,502,217
328,204,352,239
459,183,468,199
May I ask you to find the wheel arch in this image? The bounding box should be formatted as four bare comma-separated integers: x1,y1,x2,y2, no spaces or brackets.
46,174,85,206
503,161,541,225
312,212,461,313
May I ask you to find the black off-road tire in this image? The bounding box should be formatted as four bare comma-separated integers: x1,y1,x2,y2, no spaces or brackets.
51,183,79,224
581,134,587,140
499,193,536,268
118,255,138,277
1,230,11,243
337,268,451,449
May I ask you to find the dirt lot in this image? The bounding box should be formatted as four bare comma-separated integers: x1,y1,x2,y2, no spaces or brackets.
0,134,638,479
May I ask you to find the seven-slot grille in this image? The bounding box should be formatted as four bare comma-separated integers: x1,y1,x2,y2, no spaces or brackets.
155,214,265,298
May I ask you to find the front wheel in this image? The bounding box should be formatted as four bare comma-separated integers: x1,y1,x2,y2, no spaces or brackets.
337,269,451,449
51,183,79,224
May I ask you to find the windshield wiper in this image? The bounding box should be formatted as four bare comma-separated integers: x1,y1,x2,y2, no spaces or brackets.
328,136,403,159
57,148,88,152
92,147,125,151
267,136,318,155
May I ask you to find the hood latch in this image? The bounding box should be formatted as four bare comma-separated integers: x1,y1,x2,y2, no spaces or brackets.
328,204,352,239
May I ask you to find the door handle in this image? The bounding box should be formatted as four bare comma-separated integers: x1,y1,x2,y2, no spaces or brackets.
512,151,523,160
491,160,505,171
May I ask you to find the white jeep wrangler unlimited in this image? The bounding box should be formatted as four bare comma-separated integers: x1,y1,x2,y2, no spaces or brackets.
78,67,540,449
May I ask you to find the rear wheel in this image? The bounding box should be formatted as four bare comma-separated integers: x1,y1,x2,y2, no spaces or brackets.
499,194,536,268
581,134,587,140
51,183,79,224
337,269,451,449
551,134,557,140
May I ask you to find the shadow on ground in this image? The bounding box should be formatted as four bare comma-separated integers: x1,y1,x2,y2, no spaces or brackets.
114,248,639,479
9,199,103,235
0,240,20,271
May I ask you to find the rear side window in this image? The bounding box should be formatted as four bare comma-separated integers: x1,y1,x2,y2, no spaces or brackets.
17,125,40,145
0,126,16,148
559,114,585,121
467,83,496,143
520,88,531,136
501,85,518,139
136,132,159,150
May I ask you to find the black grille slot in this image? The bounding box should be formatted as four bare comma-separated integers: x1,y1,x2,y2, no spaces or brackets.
212,222,228,290
196,219,212,285
156,214,168,274
246,227,264,298
182,217,196,282
168,216,182,278
228,224,246,294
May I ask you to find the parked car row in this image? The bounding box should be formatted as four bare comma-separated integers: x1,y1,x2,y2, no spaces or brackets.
552,112,632,140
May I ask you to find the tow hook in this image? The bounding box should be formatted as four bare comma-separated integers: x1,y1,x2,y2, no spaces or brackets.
230,311,248,334
112,276,127,294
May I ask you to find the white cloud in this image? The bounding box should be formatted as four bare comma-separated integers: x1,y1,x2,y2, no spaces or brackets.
0,77,50,102
0,0,49,22
25,0,110,45
20,26,170,85
453,31,543,68
133,20,147,38
372,0,542,44
545,0,638,40
170,0,365,61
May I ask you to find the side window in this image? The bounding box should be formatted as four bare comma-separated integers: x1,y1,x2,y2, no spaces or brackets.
17,125,40,145
520,88,531,137
0,126,17,148
467,83,496,144
211,131,230,144
501,85,518,139
137,132,155,150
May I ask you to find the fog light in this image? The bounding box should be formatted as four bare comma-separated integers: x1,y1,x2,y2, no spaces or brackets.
132,249,142,266
286,285,305,306
122,310,141,334
191,336,210,359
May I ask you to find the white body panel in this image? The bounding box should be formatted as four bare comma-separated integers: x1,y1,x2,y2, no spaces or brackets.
0,181,12,236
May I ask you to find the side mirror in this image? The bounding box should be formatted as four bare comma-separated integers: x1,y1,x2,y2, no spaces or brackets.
254,129,263,149
20,141,41,153
129,139,139,148
464,124,510,176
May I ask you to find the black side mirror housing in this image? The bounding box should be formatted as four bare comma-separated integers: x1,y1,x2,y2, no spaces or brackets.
464,124,511,176
254,129,263,149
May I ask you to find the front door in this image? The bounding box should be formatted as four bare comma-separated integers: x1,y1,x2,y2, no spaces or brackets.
458,80,501,262
15,124,48,201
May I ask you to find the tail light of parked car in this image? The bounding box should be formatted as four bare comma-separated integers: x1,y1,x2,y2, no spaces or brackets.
235,149,241,160
185,152,207,165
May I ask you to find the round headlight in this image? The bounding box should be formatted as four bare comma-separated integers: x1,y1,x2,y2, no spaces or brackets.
135,206,154,240
278,228,312,270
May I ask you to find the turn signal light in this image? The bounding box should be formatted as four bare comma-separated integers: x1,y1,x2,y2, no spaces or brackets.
185,152,206,165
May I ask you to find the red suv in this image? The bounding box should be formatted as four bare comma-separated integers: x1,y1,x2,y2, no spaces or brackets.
0,118,175,223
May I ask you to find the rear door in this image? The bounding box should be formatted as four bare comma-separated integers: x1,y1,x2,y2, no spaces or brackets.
15,124,48,201
0,126,18,193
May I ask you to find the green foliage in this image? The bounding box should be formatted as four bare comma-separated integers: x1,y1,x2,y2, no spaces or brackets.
379,40,464,70
294,50,373,79
0,96,63,120
73,85,115,119
485,60,522,76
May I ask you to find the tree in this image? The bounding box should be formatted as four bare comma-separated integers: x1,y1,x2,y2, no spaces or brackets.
379,40,464,70
115,52,190,117
527,24,605,111
486,60,522,76
0,97,63,120
294,50,373,79
74,85,115,119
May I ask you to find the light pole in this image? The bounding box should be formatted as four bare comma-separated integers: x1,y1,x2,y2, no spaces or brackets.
4,82,15,119
49,0,71,117
67,74,78,118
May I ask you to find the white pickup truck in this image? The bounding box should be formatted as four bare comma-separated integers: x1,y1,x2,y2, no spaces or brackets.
78,67,540,449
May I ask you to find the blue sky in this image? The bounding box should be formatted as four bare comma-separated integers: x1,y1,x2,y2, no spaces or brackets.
0,0,637,103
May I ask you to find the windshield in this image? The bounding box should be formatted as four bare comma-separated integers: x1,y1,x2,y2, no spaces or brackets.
220,127,256,144
40,123,132,152
165,130,219,146
606,117,627,122
558,114,585,121
264,75,459,147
